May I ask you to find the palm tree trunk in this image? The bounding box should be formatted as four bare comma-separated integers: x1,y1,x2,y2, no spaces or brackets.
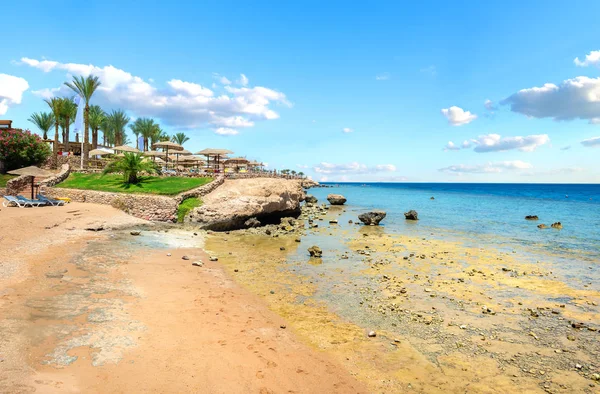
103,133,106,147
83,105,90,167
65,117,70,154
53,122,59,165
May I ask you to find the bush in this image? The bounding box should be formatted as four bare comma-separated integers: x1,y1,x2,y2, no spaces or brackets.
0,128,52,173
177,197,202,223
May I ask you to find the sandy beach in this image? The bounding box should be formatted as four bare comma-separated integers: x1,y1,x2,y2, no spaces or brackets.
0,203,365,393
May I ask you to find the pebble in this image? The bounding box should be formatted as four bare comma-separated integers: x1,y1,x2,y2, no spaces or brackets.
368,331,377,337
280,324,287,329
234,269,239,272
167,253,172,257
209,256,218,261
459,325,467,329
192,262,203,267
182,255,190,260
130,231,141,236
280,247,286,251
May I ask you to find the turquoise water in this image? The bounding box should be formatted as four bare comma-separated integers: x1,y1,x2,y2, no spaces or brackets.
309,183,600,263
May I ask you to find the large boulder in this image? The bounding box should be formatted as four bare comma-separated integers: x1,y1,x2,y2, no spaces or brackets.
301,179,320,189
404,210,418,220
327,194,347,205
305,195,318,204
358,211,387,226
185,178,305,231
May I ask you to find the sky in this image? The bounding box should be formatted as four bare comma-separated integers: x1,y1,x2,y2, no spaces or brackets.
1,0,600,183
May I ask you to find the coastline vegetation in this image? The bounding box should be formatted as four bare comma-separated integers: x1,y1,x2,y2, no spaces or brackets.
56,173,211,195
177,197,202,222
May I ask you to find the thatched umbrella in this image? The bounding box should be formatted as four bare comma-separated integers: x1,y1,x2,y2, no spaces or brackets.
196,148,234,172
142,150,166,162
8,166,54,199
113,145,141,153
152,141,183,168
88,148,113,157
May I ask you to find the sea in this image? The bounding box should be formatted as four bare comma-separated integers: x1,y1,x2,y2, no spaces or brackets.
308,182,600,267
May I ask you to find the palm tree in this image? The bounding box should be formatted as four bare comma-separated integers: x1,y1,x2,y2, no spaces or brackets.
65,75,101,167
130,122,141,149
298,171,305,178
60,97,77,153
45,97,64,159
104,110,130,146
88,105,105,149
103,152,158,184
28,112,55,140
100,117,114,147
130,118,161,151
150,126,170,146
171,132,190,145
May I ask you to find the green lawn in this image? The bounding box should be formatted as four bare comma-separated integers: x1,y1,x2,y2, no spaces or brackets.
177,197,202,223
56,173,212,196
0,174,17,187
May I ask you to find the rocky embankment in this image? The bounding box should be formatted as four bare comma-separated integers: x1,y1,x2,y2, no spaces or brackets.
185,178,306,231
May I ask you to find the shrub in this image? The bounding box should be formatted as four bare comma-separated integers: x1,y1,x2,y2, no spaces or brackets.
0,128,52,173
177,197,202,223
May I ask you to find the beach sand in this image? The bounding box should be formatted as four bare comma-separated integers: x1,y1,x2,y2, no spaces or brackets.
0,203,365,393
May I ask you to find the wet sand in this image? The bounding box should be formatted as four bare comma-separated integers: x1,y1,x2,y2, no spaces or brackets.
204,204,600,393
0,204,365,393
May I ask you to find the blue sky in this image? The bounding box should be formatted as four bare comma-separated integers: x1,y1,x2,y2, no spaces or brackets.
1,0,600,182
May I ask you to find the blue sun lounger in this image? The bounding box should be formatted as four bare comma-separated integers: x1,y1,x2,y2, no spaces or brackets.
37,194,66,206
16,195,47,207
3,195,34,208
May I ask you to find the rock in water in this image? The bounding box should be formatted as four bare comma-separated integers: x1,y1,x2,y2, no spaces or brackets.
358,211,387,226
525,215,539,220
308,246,323,257
551,222,563,229
404,210,419,220
305,195,318,204
327,194,347,205
244,217,262,228
537,224,548,229
130,230,141,236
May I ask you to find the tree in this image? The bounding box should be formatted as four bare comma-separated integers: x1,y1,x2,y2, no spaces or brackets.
100,117,113,147
103,152,158,184
104,110,130,146
65,75,101,167
0,128,52,173
298,171,304,178
130,118,159,151
44,97,64,159
88,105,105,149
291,170,297,176
59,97,77,154
171,132,190,146
28,112,55,140
150,126,169,146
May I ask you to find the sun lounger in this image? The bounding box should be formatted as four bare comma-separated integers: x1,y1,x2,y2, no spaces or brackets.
16,195,47,207
37,194,66,206
2,195,33,208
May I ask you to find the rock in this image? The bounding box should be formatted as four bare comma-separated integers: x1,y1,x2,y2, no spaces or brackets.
430,197,435,200
358,211,387,226
244,217,262,228
327,194,347,205
209,256,218,262
301,179,320,189
308,246,322,257
186,178,305,231
404,210,418,220
551,222,563,229
329,219,338,224
537,224,548,229
130,230,141,236
280,324,287,329
295,238,301,242
368,331,377,337
84,223,104,231
525,215,539,220
182,255,190,260
280,247,286,251
304,195,318,204
192,261,203,267
167,253,172,257
348,220,353,224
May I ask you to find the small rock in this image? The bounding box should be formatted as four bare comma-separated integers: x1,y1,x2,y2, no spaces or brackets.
192,262,203,267
308,246,323,258
167,253,172,257
182,255,190,260
130,231,141,236
84,223,104,231
537,224,548,229
280,324,287,329
525,215,539,220
329,219,338,224
269,290,275,294
358,210,387,226
551,222,563,229
244,217,262,228
368,331,377,337
280,247,286,251
327,194,347,205
305,195,318,204
234,269,239,272
209,256,218,262
404,210,418,220
459,325,467,329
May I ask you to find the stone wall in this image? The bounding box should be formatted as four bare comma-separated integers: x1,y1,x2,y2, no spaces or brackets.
0,187,6,196
45,188,179,222
40,164,70,188
6,175,33,196
176,175,225,202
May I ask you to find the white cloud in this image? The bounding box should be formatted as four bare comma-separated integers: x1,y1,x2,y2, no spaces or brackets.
238,74,249,86
313,162,396,175
342,127,353,133
441,106,477,126
484,99,497,111
439,160,533,174
581,136,600,147
214,127,239,136
471,133,550,153
212,73,231,85
375,72,390,81
501,76,600,123
461,140,472,148
574,50,600,68
0,74,29,115
444,141,461,151
20,57,289,133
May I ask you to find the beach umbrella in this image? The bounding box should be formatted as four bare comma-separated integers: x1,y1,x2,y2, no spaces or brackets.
152,141,183,168
196,148,234,171
142,150,166,162
88,148,113,157
8,166,54,199
113,145,141,153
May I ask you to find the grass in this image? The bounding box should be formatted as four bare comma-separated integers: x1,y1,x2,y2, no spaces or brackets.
0,174,17,187
56,173,212,196
177,197,202,223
